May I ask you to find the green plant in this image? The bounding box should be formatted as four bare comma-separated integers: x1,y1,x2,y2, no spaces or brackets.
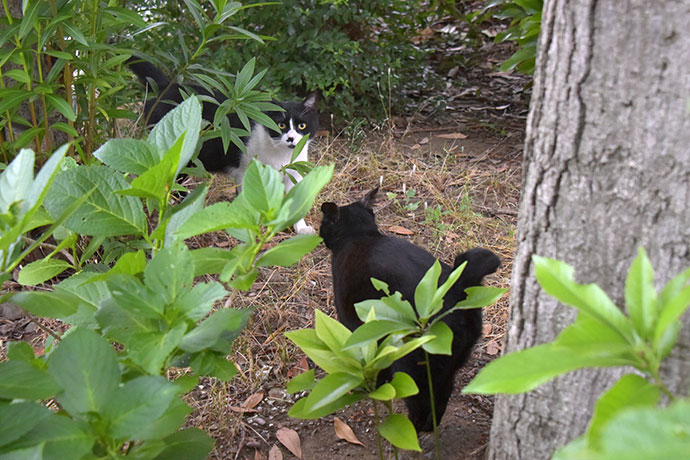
0,96,333,458
423,203,451,240
464,248,690,458
0,0,269,162
387,188,420,214
470,0,543,74
286,261,506,459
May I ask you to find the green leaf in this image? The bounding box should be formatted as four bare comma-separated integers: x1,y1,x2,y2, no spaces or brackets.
91,250,147,281
654,284,690,348
256,234,321,267
625,247,657,338
0,443,44,460
135,397,192,441
45,166,147,237
179,308,252,353
377,414,421,451
314,310,361,365
585,374,660,449
0,149,33,215
389,372,419,399
177,281,228,322
302,372,363,413
242,160,284,217
414,261,442,319
285,328,346,375
104,376,181,440
17,258,71,286
0,361,61,400
368,383,396,401
145,243,194,305
128,322,187,375
343,320,415,350
286,369,315,394
190,247,236,277
94,139,162,175
105,274,165,320
175,198,259,240
8,413,93,460
462,342,633,395
422,320,453,355
288,392,362,420
152,428,214,460
6,341,36,363
282,164,334,228
47,328,120,415
190,351,238,381
27,145,68,213
455,286,508,309
11,290,80,319
148,96,201,177
164,182,208,246
354,293,417,325
533,255,635,343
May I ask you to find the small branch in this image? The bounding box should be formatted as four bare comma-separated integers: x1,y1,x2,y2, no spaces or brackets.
24,310,62,343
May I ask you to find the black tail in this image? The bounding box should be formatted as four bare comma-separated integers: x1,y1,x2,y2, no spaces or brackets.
127,56,171,90
454,248,501,286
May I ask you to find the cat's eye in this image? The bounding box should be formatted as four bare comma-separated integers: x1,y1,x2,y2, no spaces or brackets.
298,122,307,130
278,122,287,130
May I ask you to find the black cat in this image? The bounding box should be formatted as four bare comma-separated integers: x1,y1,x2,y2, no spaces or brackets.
128,57,320,233
320,188,500,431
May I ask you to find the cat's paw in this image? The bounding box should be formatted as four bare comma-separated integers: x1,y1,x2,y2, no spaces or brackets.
294,220,315,235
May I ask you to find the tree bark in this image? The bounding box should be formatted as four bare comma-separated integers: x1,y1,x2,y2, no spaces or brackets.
488,1,690,459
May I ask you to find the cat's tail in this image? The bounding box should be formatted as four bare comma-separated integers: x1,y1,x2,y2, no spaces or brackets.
453,248,500,286
127,56,171,90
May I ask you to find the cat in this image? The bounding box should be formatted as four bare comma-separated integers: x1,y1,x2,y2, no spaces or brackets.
319,188,501,431
128,57,320,234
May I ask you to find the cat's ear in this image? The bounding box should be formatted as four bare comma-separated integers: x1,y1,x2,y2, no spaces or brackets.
304,91,319,111
359,187,379,209
321,202,339,220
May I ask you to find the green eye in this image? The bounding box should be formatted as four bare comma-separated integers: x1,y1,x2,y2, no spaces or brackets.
278,122,287,129
298,122,307,130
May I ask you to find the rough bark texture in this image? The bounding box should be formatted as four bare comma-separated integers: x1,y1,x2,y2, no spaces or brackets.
488,1,690,459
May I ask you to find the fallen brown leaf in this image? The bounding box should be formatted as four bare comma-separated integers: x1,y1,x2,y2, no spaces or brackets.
243,392,264,409
287,356,310,379
482,323,493,336
388,225,414,236
419,137,430,145
276,428,302,459
487,341,501,355
255,449,267,460
268,445,283,460
436,132,467,140
334,417,365,446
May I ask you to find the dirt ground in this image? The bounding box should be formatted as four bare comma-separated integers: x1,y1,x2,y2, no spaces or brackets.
0,12,530,460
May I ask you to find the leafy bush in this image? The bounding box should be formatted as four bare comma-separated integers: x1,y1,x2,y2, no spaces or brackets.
464,248,690,458
471,0,543,74
0,0,269,163
0,96,333,458
133,0,438,122
287,261,506,458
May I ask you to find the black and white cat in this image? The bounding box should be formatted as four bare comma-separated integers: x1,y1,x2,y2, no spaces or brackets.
128,58,320,234
319,188,501,431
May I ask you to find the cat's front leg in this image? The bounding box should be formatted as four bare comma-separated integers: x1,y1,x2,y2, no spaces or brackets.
283,169,315,235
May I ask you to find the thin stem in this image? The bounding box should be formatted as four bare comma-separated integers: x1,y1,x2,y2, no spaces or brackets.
24,310,62,343
424,350,441,460
372,400,385,460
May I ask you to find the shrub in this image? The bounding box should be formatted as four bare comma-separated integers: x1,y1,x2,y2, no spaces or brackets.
464,248,690,458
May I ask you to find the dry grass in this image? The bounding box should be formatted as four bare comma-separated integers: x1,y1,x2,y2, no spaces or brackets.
177,121,523,458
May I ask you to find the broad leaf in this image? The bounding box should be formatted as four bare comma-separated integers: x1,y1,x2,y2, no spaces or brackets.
17,258,71,286
282,164,334,227
422,320,453,355
178,308,252,353
286,369,315,394
343,320,415,350
302,372,364,413
46,165,147,237
256,234,321,267
585,374,660,449
8,413,93,460
0,401,50,447
414,260,442,319
288,392,362,420
151,428,214,460
128,322,187,375
175,198,259,240
11,290,80,319
0,149,33,215
285,329,348,375
377,414,420,451
148,96,202,177
48,328,120,415
533,256,635,343
368,383,396,401
0,361,61,400
242,160,284,217
93,139,162,175
624,247,657,339
389,372,419,398
104,376,181,440
144,244,194,305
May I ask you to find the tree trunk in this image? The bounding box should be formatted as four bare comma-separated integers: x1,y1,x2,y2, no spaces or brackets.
488,1,690,459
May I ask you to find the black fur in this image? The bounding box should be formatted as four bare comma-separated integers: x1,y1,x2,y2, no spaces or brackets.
320,188,500,431
127,57,319,173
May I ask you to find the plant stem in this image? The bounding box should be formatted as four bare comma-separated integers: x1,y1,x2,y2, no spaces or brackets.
372,400,385,460
424,350,441,460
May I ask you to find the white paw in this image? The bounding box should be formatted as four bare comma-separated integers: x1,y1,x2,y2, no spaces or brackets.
294,220,315,235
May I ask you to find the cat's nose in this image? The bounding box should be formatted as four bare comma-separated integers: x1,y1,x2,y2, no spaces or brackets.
286,136,294,144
